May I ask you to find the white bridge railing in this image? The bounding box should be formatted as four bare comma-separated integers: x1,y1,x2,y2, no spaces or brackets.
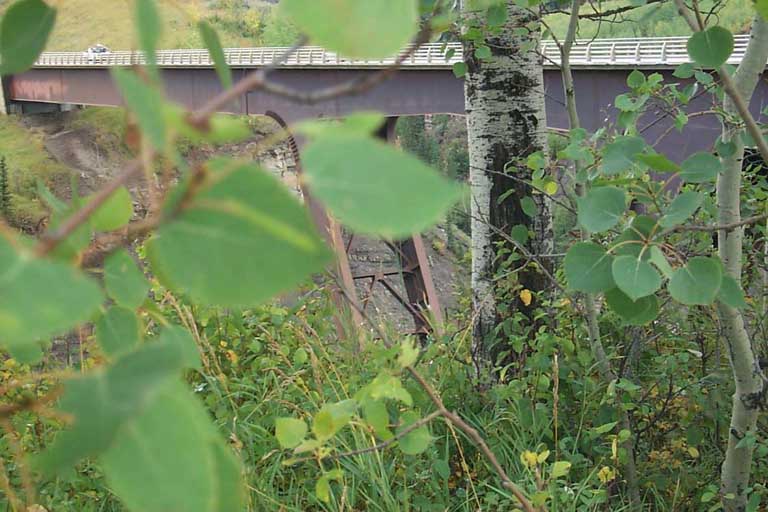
32,35,752,69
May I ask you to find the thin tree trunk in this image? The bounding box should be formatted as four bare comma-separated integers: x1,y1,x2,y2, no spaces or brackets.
715,16,768,511
558,2,641,507
463,1,552,382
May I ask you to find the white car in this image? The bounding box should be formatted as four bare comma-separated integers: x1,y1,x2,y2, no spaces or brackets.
84,44,110,62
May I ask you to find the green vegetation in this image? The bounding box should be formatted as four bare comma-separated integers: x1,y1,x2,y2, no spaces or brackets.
0,0,296,51
545,0,754,39
0,1,768,512
0,115,69,225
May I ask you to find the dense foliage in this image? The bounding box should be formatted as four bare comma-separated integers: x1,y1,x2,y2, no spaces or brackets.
0,1,767,512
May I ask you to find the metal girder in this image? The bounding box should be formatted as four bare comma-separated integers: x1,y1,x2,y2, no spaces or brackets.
268,113,444,338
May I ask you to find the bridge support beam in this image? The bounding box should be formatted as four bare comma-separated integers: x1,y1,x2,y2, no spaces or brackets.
269,113,443,341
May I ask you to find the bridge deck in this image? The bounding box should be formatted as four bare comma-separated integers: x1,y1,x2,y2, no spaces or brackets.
32,35,752,70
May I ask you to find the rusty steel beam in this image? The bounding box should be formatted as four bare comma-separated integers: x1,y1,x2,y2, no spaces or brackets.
376,117,444,336
266,112,364,342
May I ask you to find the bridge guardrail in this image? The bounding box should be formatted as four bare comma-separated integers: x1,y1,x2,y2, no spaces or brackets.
31,35,752,69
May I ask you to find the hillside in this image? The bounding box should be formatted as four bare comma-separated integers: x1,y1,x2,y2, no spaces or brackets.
545,0,754,39
0,0,296,51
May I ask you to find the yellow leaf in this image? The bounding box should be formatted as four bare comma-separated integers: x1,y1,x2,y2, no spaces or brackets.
687,446,700,458
597,466,616,484
519,289,533,306
611,437,618,459
544,181,558,195
537,449,550,463
520,450,538,469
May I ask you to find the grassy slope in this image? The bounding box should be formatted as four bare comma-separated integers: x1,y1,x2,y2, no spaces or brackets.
0,0,284,51
0,116,70,225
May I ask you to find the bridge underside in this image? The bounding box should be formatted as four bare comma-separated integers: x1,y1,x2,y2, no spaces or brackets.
8,66,768,159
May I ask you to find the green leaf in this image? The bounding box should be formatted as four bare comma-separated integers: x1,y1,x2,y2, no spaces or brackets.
577,186,626,233
37,340,188,474
600,136,645,175
135,0,161,80
659,191,703,228
367,372,413,406
315,470,343,503
475,45,492,60
275,418,308,449
95,306,140,358
564,242,615,293
362,400,392,440
649,246,674,280
0,238,102,360
0,0,57,74
687,26,734,68
551,461,572,479
673,62,695,79
605,288,659,326
669,256,722,305
452,61,467,78
398,338,419,368
165,106,251,145
615,93,647,112
90,187,133,232
487,4,507,26
157,324,200,370
718,274,747,309
312,400,356,442
302,135,461,238
680,152,722,183
612,255,662,301
635,153,681,173
198,21,232,89
104,249,150,310
397,411,432,455
101,381,244,512
296,112,385,140
112,67,166,150
521,196,537,218
147,158,331,307
281,0,418,59
627,70,645,89
510,224,529,245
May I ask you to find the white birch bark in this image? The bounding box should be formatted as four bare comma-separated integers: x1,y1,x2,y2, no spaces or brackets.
462,0,552,379
716,16,768,511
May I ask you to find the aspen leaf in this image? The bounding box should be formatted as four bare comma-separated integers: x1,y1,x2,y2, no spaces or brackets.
577,187,626,233
669,257,722,305
104,249,150,310
0,0,56,74
397,411,433,455
687,26,734,68
95,306,140,358
275,418,308,449
147,159,331,307
281,0,418,59
564,242,615,293
612,256,661,301
302,136,461,238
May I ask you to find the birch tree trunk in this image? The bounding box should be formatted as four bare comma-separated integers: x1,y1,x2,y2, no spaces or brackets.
715,16,768,511
462,1,552,381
